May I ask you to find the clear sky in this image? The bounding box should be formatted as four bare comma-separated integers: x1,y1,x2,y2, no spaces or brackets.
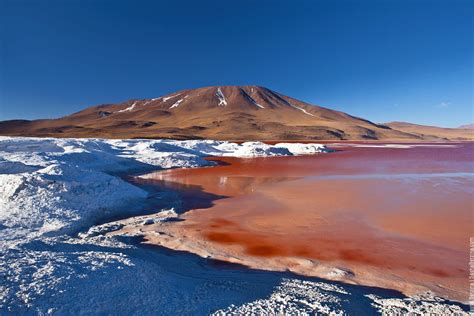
1,0,472,127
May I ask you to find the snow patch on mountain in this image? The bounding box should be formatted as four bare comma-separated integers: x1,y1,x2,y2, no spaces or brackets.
169,95,188,109
162,94,181,102
117,101,138,113
288,102,315,116
240,88,265,109
216,87,227,106
248,95,265,109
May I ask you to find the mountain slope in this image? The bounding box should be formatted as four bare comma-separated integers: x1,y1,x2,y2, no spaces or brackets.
458,123,474,129
0,86,470,140
385,122,473,141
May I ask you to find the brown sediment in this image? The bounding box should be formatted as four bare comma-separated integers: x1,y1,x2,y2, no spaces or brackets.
131,142,473,302
205,232,238,244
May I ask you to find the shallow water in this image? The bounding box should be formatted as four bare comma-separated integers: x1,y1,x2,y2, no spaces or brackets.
138,142,474,301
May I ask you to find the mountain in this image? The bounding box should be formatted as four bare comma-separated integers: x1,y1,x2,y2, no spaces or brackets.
0,86,471,140
458,123,474,129
385,122,473,140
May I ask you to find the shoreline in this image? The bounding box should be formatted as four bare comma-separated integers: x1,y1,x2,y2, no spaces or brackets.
113,196,468,304
114,144,472,304
2,135,473,142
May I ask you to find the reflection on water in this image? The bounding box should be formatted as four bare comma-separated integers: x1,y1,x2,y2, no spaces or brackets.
138,142,474,301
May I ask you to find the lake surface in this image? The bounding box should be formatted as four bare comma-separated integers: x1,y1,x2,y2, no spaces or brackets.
137,142,473,301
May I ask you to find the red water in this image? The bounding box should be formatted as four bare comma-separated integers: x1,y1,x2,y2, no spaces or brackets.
141,142,473,300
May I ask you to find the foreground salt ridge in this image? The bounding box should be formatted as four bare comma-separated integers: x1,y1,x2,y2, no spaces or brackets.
0,137,467,314
0,137,327,245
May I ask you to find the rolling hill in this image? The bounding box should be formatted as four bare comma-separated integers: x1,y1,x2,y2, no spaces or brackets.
458,123,474,129
385,122,473,141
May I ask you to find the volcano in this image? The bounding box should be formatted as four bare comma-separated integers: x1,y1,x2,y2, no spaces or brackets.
0,86,470,140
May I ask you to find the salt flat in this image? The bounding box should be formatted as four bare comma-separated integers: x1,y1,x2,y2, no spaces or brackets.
0,137,468,314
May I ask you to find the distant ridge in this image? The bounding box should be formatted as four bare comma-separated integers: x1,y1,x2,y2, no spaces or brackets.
0,86,472,140
385,121,473,140
458,123,474,129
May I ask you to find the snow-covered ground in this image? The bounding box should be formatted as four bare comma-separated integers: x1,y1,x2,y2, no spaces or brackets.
0,137,468,314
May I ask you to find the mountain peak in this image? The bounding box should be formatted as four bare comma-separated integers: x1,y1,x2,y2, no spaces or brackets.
141,85,309,113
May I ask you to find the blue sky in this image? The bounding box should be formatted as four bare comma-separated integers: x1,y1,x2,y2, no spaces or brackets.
1,0,472,127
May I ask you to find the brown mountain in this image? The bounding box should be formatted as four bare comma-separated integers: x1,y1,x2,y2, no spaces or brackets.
0,86,471,140
385,122,473,141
